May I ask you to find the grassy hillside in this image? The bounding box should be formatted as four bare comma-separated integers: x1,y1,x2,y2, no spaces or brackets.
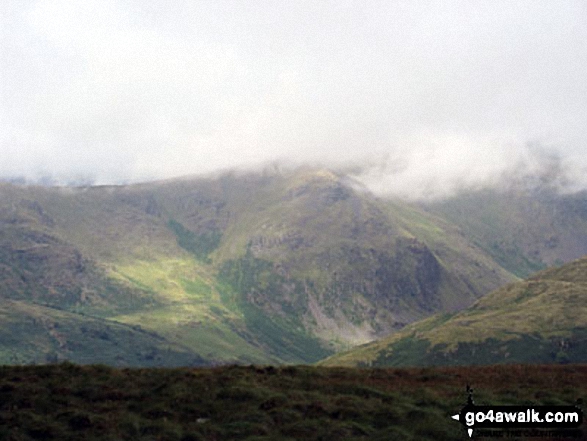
321,256,587,367
0,300,204,367
424,188,587,278
0,363,585,440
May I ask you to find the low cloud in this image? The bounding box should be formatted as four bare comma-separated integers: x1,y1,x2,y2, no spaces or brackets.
1,0,586,197
346,139,585,200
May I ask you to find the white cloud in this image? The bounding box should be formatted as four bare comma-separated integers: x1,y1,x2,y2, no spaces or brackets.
1,0,586,196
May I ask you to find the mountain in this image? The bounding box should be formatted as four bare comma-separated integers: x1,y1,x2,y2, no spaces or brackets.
320,255,587,367
1,167,587,366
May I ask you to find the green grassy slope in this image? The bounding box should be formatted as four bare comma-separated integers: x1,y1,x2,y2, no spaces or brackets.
320,256,587,367
108,257,295,364
0,220,158,316
424,188,587,278
0,363,585,440
0,300,204,366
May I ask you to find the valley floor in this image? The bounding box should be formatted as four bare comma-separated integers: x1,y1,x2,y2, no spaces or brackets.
0,363,585,440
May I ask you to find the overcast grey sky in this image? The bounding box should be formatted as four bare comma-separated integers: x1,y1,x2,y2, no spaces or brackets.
1,0,586,197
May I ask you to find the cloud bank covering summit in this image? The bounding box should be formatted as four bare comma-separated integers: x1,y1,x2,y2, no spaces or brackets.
2,0,586,197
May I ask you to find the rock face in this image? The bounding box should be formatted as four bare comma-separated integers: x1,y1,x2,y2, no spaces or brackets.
374,238,442,313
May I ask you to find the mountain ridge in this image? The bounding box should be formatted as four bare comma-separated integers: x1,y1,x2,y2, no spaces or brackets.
1,168,586,366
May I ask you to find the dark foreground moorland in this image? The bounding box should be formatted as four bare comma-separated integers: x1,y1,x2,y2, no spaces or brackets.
0,363,585,441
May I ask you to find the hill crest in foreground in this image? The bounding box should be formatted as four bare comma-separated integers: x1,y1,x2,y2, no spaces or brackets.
0,363,585,440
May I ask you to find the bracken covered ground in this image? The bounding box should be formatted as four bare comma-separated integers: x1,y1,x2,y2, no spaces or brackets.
0,363,585,440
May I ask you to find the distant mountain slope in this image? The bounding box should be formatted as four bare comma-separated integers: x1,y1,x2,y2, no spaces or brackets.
0,212,156,316
1,170,587,366
320,256,587,367
0,299,205,366
423,188,587,277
